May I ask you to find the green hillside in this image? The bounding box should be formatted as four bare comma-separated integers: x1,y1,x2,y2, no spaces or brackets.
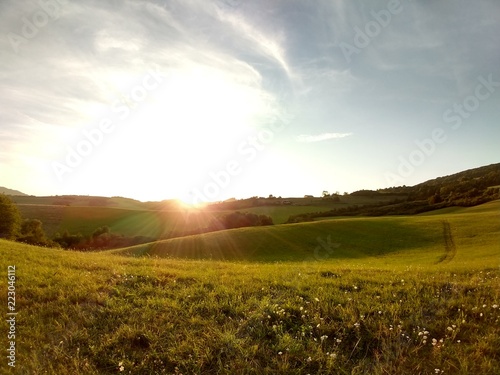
13,193,406,241
114,200,500,266
0,201,499,374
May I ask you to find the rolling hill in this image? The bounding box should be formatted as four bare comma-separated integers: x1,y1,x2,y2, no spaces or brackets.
112,200,500,266
0,199,499,374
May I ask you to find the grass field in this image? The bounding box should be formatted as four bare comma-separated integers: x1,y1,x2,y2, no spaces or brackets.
16,205,223,239
14,194,405,239
0,201,499,374
114,201,500,266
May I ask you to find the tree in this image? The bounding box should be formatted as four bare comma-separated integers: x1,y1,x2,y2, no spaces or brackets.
0,194,22,240
53,231,84,249
18,219,51,246
92,226,110,239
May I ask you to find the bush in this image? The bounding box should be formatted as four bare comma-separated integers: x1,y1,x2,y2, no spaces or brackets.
210,212,274,230
18,219,53,246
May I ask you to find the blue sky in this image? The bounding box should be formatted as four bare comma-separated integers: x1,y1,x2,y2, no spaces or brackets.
1,0,499,203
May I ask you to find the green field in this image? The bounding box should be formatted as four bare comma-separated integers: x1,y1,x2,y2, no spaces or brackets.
114,201,500,266
1,201,499,374
15,205,223,239
14,194,406,239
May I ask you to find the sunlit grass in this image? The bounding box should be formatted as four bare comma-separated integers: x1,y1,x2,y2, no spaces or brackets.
0,201,499,374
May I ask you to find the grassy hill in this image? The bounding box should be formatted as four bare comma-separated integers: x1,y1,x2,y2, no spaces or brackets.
0,200,499,374
113,200,500,266
12,194,406,241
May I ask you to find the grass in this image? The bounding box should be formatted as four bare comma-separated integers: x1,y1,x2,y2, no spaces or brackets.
14,194,406,238
0,200,499,374
16,205,222,239
114,201,500,266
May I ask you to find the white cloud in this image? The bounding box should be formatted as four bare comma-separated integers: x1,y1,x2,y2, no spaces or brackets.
296,132,352,143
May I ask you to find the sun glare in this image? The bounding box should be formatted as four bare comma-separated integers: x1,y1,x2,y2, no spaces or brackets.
105,66,272,202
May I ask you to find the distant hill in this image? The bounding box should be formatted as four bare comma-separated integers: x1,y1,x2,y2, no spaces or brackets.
0,186,27,196
288,163,500,222
379,163,500,202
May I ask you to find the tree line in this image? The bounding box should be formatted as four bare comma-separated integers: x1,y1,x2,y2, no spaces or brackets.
0,194,152,250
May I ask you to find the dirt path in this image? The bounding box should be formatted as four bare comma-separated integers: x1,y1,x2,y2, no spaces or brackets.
437,220,457,263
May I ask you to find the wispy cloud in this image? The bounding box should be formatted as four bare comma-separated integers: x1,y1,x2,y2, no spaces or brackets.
296,132,352,143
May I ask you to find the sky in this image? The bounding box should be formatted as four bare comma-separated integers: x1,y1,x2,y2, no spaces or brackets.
1,0,499,204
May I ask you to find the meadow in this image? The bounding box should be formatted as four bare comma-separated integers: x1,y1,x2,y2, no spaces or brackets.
12,194,404,239
0,201,499,374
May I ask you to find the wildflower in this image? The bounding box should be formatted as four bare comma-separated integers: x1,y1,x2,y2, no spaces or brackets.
118,362,124,372
320,335,328,341
306,356,312,362
432,338,438,346
493,304,498,309
447,326,453,331
315,297,320,302
278,351,283,355
336,338,342,343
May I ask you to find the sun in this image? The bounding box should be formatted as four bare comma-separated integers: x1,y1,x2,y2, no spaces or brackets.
105,66,272,203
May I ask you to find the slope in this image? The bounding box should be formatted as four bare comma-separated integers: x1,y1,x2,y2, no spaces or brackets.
112,200,500,265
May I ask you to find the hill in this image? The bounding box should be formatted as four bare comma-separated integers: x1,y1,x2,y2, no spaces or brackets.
379,162,500,204
287,163,500,223
6,163,499,247
1,200,499,374
0,186,27,196
113,200,500,266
